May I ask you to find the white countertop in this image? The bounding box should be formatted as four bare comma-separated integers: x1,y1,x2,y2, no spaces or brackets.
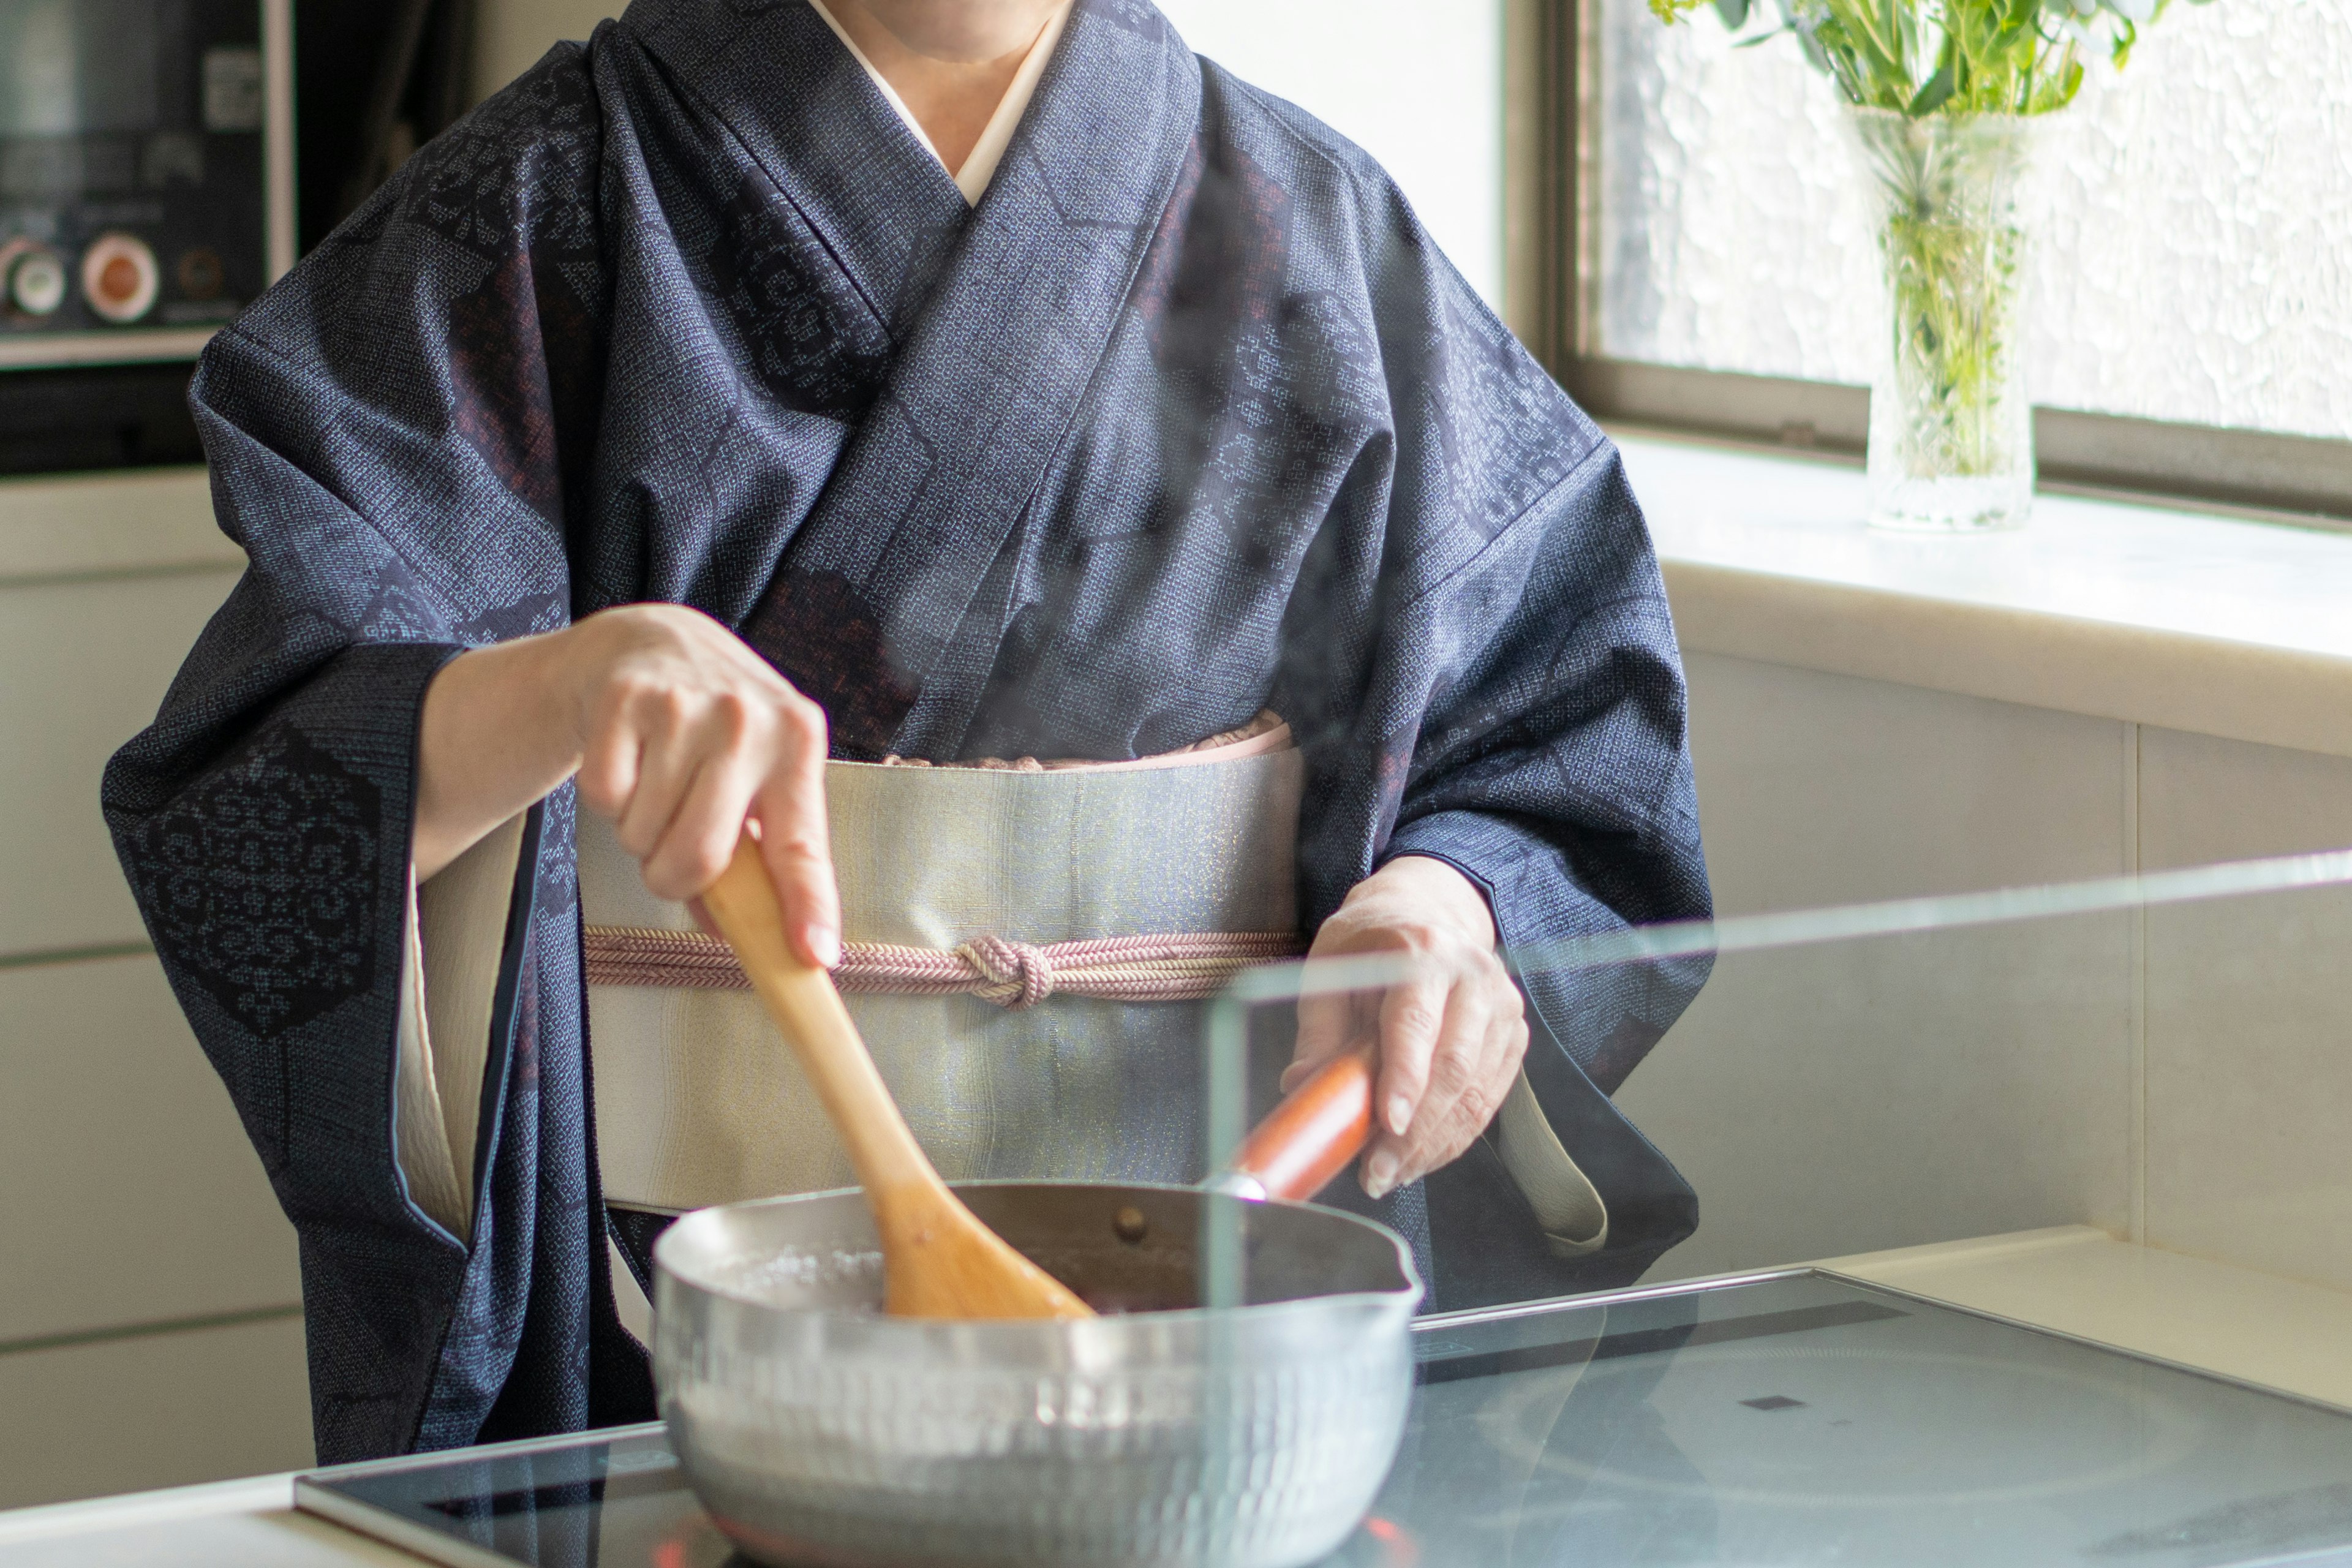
1822,1226,2352,1413
1626,433,2352,760
0,1472,394,1566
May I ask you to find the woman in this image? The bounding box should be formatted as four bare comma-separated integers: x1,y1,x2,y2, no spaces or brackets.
105,0,1710,1463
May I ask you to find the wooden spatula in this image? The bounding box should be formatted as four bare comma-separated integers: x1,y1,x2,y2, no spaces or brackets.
699,832,1095,1321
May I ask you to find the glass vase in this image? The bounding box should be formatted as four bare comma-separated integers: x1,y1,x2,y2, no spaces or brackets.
1850,109,2041,532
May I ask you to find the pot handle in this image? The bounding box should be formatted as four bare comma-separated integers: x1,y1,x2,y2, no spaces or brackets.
1225,1042,1378,1204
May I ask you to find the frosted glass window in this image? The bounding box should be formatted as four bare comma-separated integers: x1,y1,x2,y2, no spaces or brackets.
1596,0,2351,442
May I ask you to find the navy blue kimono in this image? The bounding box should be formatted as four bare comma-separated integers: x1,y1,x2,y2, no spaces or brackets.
104,0,1711,1463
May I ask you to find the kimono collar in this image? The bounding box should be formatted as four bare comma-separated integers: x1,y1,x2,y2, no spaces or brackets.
739,0,1207,756
617,0,974,340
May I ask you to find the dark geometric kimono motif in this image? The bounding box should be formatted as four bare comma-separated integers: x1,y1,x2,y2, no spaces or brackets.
104,0,1711,1464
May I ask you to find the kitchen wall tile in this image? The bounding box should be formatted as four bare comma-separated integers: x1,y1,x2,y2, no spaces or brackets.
2138,726,2352,869
1684,654,2132,916
0,956,298,1344
0,1316,310,1511
1619,910,2135,1283
0,567,240,959
2138,729,2352,1290
2141,883,2352,1293
1629,655,2138,1281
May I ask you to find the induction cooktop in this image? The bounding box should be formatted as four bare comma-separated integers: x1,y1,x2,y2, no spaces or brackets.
294,1269,2352,1567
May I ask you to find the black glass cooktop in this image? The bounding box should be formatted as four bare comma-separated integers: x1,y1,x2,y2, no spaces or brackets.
295,1270,2352,1567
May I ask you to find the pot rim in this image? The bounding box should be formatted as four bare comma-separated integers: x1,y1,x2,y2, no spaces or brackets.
654,1178,1426,1351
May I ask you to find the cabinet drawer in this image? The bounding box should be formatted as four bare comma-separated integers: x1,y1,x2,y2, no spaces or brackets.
0,955,297,1344
0,566,239,958
0,1314,310,1510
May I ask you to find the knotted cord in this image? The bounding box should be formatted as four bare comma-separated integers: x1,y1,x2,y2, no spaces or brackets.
583,925,1302,1009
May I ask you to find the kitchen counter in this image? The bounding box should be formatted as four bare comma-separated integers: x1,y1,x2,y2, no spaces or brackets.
1625,432,2352,762
0,1472,407,1566
10,1228,2351,1566
1822,1226,2352,1412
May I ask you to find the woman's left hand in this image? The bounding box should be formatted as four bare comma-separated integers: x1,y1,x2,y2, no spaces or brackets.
1286,856,1529,1200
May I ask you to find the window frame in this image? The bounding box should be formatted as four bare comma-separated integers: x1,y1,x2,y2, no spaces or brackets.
1501,0,2352,530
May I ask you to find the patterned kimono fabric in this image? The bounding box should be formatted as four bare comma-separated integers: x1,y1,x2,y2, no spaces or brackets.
103,0,1713,1463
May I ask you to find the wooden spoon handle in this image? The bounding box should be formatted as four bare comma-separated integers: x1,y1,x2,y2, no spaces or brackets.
1229,1041,1379,1204
700,831,1091,1321
698,833,935,1200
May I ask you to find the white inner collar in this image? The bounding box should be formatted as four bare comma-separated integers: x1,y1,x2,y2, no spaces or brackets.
810,1,1073,206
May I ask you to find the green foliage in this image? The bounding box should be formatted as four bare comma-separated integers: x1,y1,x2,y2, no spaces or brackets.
1648,0,2211,116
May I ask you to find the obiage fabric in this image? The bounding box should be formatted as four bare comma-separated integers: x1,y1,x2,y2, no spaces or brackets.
103,0,1713,1463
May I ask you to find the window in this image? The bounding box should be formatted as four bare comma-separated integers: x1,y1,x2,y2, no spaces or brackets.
1528,0,2352,521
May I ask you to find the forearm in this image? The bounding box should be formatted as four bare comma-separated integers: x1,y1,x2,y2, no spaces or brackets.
414,628,587,881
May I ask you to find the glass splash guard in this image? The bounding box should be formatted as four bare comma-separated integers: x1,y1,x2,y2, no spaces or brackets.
1194,845,2352,1566
298,846,2352,1568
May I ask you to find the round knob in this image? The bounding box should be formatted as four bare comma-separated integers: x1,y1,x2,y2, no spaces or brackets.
2,243,68,318
81,233,160,325
176,247,227,303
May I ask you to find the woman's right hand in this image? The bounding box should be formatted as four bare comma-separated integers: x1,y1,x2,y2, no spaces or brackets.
415,604,840,968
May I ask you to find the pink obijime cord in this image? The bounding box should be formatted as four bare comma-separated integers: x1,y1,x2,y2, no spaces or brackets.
583,926,1305,1010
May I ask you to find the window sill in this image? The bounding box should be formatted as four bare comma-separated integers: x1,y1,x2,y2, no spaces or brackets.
1622,432,2352,762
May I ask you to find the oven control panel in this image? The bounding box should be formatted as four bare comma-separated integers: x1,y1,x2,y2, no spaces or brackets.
0,0,288,366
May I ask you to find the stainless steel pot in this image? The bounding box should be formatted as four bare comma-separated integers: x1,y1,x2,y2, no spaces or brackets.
654,1051,1421,1568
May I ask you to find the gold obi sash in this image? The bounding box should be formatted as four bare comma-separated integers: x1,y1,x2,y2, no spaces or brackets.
582,725,1306,1213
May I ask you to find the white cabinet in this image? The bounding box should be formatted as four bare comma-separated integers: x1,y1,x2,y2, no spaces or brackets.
0,469,308,1507
0,565,246,956
0,956,298,1344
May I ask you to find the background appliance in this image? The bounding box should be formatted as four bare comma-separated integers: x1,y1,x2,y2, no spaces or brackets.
0,0,294,368
0,0,478,475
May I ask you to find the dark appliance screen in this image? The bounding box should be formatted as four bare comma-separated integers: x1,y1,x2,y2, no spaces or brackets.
0,1,179,138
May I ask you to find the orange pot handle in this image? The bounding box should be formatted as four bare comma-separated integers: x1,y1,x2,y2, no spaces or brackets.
1226,1041,1378,1203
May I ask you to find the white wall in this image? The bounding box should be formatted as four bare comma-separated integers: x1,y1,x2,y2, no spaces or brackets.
1630,654,2352,1293
469,0,1507,306
1152,0,1504,307
471,0,618,104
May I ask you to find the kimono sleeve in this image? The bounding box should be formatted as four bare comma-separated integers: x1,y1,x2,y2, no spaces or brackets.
1272,153,1713,1303
99,45,607,1458
1381,441,1713,1097
1378,439,1714,1300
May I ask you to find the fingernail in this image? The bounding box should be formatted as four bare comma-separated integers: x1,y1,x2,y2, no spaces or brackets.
1365,1148,1400,1198
810,926,842,968
1386,1095,1414,1137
